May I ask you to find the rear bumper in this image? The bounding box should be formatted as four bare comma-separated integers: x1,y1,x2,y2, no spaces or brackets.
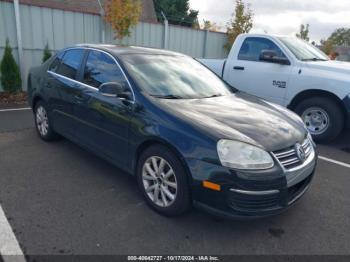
187,146,317,220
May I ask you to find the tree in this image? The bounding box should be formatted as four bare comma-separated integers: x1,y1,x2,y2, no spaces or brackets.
320,39,334,55
225,0,253,50
327,28,350,46
153,0,199,27
202,20,219,32
104,0,142,40
0,39,21,93
42,43,52,63
296,24,310,42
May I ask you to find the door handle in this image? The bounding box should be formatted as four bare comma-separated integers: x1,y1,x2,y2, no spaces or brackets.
233,66,245,70
74,94,85,103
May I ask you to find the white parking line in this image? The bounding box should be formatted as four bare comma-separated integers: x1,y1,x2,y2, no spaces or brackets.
0,108,31,112
319,156,350,169
0,205,26,262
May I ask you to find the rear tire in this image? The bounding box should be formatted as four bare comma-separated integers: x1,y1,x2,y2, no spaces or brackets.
136,145,191,217
34,101,59,141
294,97,344,143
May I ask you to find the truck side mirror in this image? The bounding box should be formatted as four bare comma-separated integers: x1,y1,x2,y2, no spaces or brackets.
259,50,290,65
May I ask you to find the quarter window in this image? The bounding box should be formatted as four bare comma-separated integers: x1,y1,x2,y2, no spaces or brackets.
55,49,84,79
82,50,126,89
238,37,286,62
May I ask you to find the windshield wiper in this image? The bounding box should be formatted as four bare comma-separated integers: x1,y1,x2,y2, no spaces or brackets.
150,94,184,99
203,94,223,98
302,58,328,61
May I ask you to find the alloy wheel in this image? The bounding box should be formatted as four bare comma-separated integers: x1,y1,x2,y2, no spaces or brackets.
36,106,49,137
142,156,178,207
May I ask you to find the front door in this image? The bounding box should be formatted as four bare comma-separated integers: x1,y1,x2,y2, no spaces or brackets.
73,50,133,168
227,37,292,105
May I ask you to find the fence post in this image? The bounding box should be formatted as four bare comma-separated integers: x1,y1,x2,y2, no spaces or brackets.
13,0,25,90
203,30,209,58
96,0,105,43
161,12,168,49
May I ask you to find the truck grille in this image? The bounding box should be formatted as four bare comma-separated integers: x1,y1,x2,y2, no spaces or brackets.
273,138,312,169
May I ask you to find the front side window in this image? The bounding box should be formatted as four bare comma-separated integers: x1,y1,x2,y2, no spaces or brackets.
82,50,125,89
56,49,84,79
238,37,286,62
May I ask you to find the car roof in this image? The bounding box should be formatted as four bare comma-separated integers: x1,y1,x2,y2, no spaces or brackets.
74,44,186,57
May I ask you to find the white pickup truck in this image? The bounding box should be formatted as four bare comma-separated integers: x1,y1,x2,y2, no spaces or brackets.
200,34,350,142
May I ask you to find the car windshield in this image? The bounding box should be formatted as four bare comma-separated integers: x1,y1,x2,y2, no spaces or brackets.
120,54,233,99
278,37,329,61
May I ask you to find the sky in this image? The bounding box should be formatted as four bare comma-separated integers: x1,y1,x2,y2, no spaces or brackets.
189,0,350,43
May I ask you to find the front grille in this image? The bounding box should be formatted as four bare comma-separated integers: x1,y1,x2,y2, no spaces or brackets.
287,175,312,204
273,138,312,169
228,193,281,211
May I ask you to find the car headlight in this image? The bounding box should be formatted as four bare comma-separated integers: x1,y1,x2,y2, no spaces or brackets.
217,140,274,170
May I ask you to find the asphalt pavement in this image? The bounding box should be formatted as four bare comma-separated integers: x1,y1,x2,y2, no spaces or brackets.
0,108,349,259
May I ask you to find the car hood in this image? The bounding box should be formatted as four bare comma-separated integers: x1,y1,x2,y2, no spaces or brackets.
155,92,306,152
305,60,350,75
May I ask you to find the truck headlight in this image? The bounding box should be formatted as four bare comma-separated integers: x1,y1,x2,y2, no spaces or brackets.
217,140,274,170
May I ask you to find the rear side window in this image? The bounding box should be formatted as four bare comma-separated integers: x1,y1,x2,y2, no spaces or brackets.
56,49,85,79
48,51,64,72
238,37,286,62
82,50,125,89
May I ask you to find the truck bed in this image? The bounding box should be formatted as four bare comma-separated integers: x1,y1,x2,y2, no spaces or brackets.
198,59,226,77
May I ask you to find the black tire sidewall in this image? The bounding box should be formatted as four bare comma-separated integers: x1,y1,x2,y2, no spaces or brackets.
295,97,344,143
136,145,191,216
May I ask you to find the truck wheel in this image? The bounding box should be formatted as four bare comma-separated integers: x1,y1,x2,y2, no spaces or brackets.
294,97,344,143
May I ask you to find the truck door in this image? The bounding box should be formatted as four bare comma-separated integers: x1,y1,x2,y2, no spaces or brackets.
226,37,292,105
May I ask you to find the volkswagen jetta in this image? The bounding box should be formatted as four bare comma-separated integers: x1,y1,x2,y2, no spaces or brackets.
27,45,317,218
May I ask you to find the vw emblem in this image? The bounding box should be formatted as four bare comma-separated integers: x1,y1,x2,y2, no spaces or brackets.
295,143,306,162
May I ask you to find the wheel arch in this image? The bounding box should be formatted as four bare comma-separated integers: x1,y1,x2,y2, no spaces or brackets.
31,95,44,112
133,138,194,186
288,89,347,118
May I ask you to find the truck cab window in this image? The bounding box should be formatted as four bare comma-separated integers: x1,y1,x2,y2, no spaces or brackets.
238,37,286,62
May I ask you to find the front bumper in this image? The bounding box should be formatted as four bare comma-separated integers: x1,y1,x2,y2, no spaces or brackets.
187,146,317,219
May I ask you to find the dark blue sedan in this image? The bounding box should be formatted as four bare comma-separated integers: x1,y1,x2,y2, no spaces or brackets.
27,45,317,218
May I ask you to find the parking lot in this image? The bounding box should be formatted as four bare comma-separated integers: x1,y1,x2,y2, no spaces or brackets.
0,107,349,259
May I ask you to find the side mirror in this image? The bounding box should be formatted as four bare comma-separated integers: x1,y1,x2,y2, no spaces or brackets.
99,82,131,100
259,50,290,65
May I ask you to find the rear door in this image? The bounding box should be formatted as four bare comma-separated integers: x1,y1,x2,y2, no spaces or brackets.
226,37,292,105
73,50,133,168
47,48,85,138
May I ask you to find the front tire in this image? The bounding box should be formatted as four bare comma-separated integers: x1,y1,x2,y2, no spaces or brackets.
137,145,191,216
295,97,344,143
34,101,59,141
